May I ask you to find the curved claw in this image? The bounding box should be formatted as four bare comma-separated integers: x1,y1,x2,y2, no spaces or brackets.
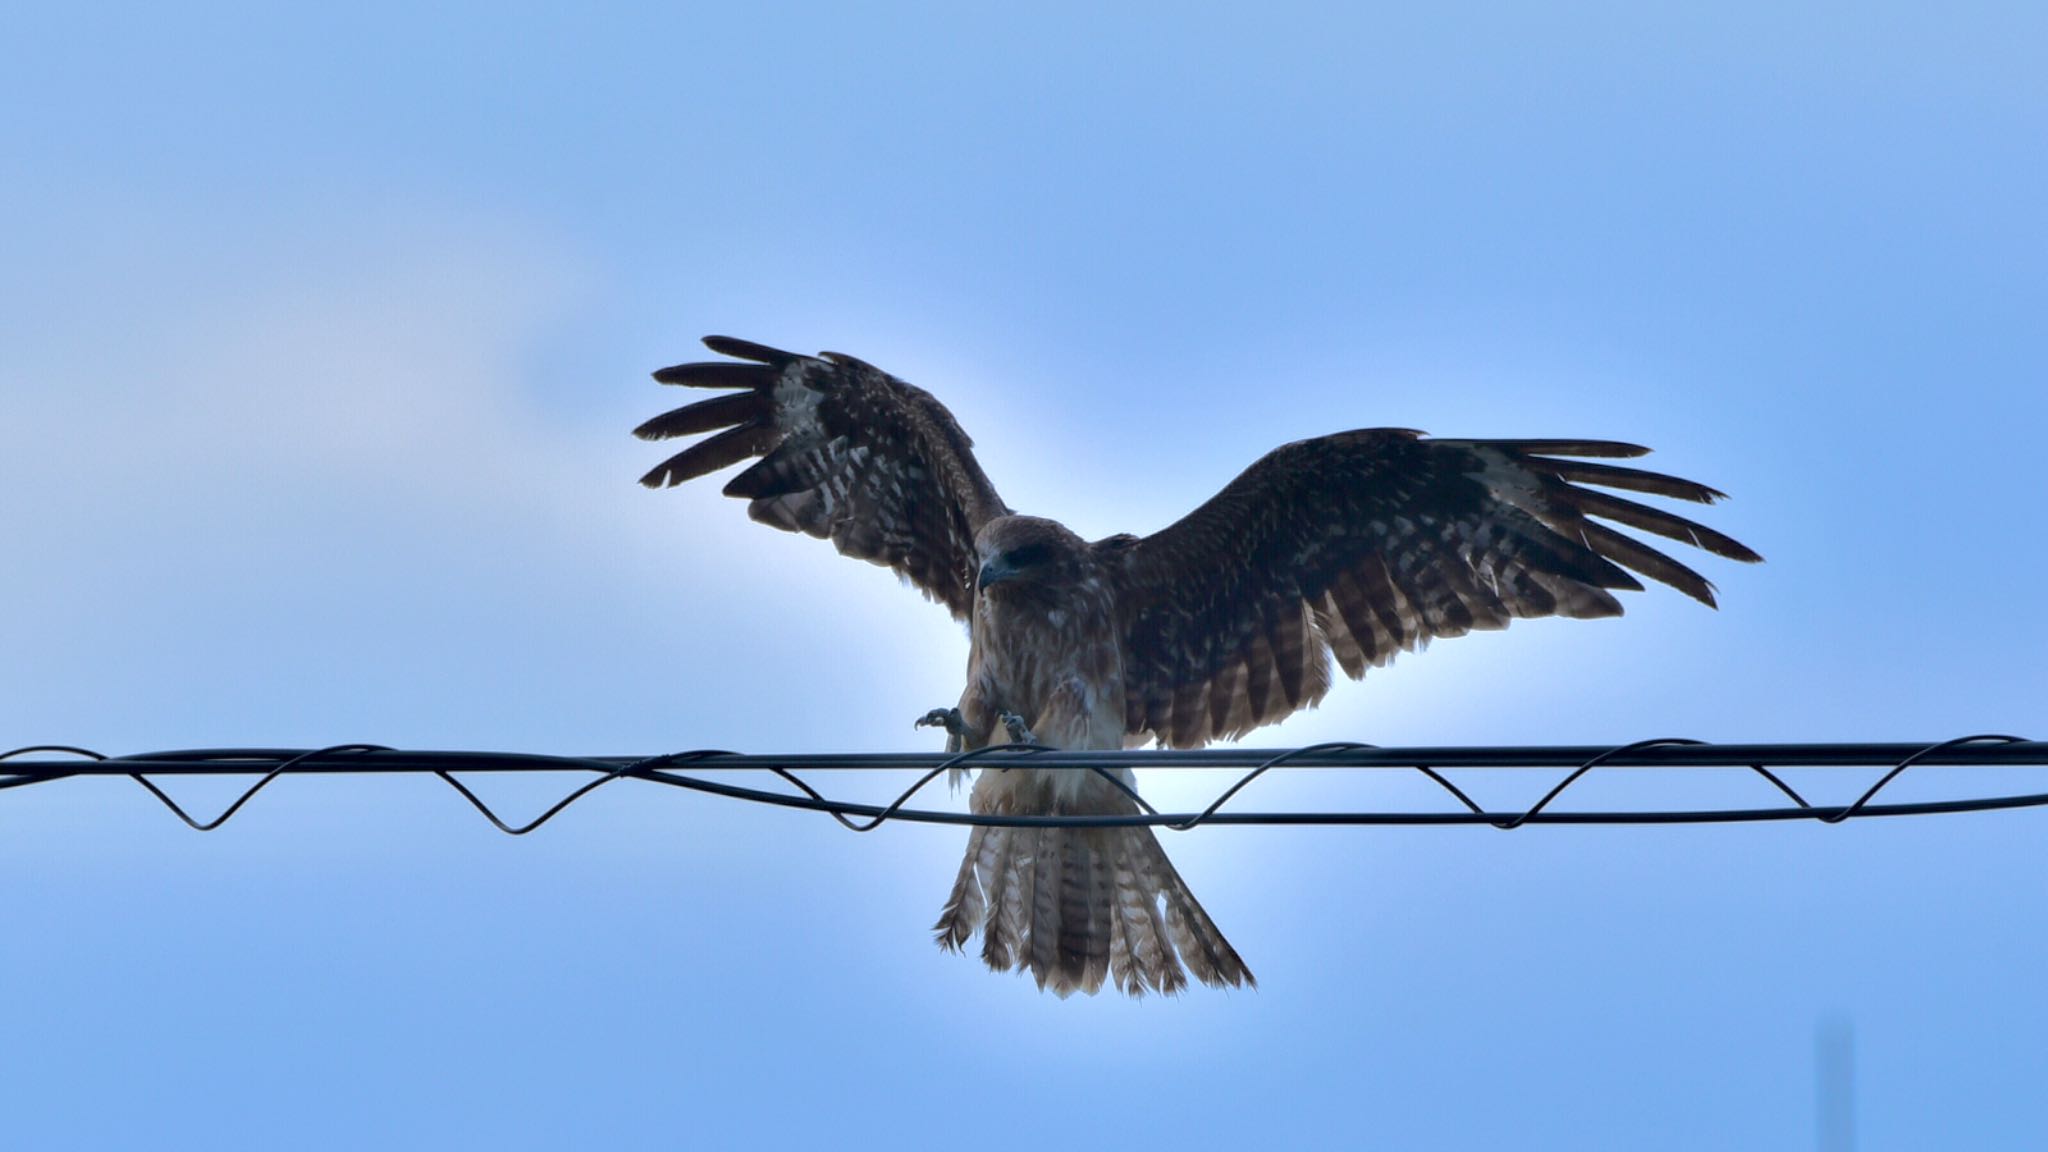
916,707,966,736
997,711,1036,745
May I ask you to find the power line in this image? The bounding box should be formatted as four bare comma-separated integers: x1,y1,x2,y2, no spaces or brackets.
2,735,2042,836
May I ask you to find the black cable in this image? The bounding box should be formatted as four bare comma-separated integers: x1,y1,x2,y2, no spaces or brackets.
3,737,2045,834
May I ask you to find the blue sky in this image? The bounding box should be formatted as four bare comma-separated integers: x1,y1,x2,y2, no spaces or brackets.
3,2,2045,1148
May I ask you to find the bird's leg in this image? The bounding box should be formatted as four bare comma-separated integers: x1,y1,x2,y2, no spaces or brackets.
915,707,968,738
997,711,1037,745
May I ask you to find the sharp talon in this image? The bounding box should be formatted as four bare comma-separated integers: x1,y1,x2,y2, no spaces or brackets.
916,707,965,736
998,712,1035,744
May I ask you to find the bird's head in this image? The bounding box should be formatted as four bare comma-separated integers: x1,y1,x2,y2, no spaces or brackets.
974,516,1084,597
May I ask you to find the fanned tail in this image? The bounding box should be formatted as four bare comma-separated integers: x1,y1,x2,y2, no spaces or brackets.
935,814,1252,998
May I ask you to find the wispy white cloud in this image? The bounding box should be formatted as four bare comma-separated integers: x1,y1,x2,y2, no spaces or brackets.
0,210,976,751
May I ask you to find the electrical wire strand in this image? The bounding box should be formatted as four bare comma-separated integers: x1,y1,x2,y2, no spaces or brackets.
1,737,2041,833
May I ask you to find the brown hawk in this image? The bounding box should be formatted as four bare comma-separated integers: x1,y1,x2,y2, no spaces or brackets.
637,336,1760,997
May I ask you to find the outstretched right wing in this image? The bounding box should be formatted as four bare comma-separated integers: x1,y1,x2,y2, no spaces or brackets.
1104,431,1762,748
636,336,1010,620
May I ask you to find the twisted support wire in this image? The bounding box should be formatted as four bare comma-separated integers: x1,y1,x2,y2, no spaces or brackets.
1,737,2042,835
1818,734,2025,824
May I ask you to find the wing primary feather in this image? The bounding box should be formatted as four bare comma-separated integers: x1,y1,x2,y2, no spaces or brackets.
1577,521,1719,607
699,335,799,364
630,390,768,441
651,361,772,389
638,423,777,487
1539,458,1729,503
1573,487,1763,563
1468,438,1651,458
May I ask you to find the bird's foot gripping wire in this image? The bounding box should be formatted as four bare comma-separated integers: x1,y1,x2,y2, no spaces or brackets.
997,712,1036,745
914,707,967,738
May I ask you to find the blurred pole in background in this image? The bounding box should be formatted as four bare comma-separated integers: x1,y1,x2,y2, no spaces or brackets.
1817,1015,1855,1152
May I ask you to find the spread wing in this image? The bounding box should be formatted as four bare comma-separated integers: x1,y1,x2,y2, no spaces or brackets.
636,336,1010,619
1103,430,1762,748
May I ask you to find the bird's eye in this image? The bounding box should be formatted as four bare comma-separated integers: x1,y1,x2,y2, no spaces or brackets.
1006,543,1051,568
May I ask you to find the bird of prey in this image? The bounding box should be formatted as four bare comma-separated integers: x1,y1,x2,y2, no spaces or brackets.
636,336,1760,997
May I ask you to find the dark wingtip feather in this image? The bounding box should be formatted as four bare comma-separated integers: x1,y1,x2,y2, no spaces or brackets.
631,391,767,442
1573,488,1763,564
1580,522,1719,607
1544,459,1731,504
701,335,799,364
1490,439,1652,459
652,361,773,389
1690,526,1761,564
640,423,774,488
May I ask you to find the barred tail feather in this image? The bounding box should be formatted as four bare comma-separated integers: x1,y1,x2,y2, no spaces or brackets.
985,828,1026,973
1028,829,1062,991
1062,828,1114,995
936,820,1251,997
1140,829,1255,990
932,825,991,952
1109,826,1182,997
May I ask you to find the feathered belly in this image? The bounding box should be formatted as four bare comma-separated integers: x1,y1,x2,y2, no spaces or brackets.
943,588,1252,996
971,603,1129,750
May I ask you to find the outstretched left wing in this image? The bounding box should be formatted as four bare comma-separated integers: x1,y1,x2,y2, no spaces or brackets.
636,337,1010,620
1103,431,1761,748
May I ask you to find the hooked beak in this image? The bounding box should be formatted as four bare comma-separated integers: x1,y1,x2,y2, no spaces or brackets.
976,557,1016,592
